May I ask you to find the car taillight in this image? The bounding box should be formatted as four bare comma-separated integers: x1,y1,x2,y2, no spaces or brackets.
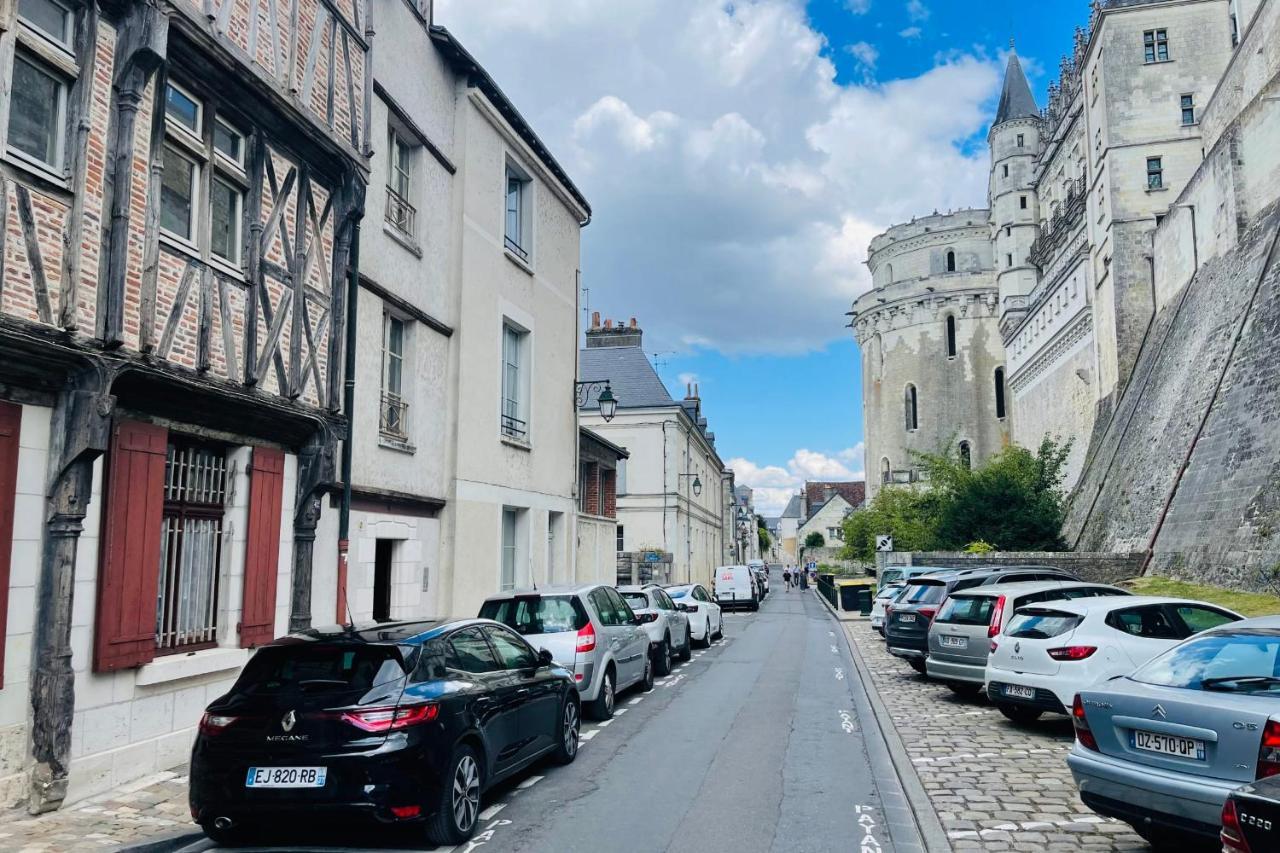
918,608,937,623
990,640,998,653
988,595,1006,638
1072,694,1098,751
1047,646,1097,661
198,713,239,736
1256,720,1280,779
1222,797,1252,851
637,612,659,623
576,622,597,653
341,703,439,733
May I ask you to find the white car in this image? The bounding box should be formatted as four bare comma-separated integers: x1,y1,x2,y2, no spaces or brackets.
664,583,723,647
985,595,1243,723
870,584,904,635
619,584,692,676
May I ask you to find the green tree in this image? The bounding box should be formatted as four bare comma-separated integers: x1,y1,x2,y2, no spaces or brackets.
804,531,826,547
841,485,944,561
758,525,772,554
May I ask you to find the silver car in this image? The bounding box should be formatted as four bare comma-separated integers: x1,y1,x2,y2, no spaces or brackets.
925,580,1131,695
619,584,692,677
479,584,651,720
1068,615,1280,849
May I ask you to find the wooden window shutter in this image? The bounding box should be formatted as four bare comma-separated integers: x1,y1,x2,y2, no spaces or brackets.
94,419,168,673
0,402,21,688
240,447,285,648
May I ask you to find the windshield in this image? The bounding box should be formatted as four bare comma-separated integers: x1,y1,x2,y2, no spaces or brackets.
478,596,589,635
236,645,407,695
880,570,903,585
1131,630,1280,693
1006,610,1081,639
936,595,994,625
622,592,650,610
901,582,946,605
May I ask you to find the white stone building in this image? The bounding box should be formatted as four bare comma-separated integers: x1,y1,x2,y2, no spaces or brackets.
797,493,856,548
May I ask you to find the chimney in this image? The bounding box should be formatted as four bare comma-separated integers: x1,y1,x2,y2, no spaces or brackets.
585,314,644,348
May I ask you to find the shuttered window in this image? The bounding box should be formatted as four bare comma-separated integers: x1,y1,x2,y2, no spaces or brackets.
157,441,228,652
0,402,20,688
240,447,284,648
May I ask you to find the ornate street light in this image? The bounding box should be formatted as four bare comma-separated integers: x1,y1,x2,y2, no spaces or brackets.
575,379,618,423
679,473,702,497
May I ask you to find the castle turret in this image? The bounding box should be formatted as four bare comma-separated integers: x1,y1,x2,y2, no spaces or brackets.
988,50,1043,336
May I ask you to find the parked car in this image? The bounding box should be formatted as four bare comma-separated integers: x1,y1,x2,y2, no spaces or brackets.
619,584,692,676
878,565,951,587
1223,770,1280,853
1068,616,1279,849
479,584,651,720
189,619,581,847
885,567,1083,671
988,595,1242,723
870,583,904,636
926,580,1131,695
715,565,759,611
664,583,723,647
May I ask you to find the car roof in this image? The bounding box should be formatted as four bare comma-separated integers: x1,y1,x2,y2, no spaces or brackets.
481,583,608,601
274,617,487,647
617,585,654,594
1014,595,1238,616
951,580,1123,597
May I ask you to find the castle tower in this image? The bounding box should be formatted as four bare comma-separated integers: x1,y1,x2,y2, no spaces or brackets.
988,50,1043,336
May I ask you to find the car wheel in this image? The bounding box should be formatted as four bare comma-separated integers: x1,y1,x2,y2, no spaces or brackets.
997,704,1043,725
907,658,927,674
425,744,482,846
654,639,673,676
551,697,580,766
641,653,654,691
679,627,693,661
750,597,759,612
945,681,982,698
712,618,723,641
697,618,712,648
587,667,616,720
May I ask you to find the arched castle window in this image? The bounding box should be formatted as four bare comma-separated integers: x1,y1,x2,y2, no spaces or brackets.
959,441,972,469
945,250,956,272
945,315,957,359
884,262,894,284
881,457,891,485
994,368,1007,419
905,384,918,431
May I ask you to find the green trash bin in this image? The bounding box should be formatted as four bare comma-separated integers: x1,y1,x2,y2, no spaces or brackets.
839,584,873,615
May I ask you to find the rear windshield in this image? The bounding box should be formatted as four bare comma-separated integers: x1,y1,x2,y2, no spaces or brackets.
237,645,406,695
667,587,690,599
875,585,902,601
478,596,589,635
936,595,994,625
901,582,946,605
1131,631,1280,693
1006,610,1082,639
622,592,650,610
880,570,903,585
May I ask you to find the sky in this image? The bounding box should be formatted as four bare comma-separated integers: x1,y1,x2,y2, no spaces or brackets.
434,0,1090,513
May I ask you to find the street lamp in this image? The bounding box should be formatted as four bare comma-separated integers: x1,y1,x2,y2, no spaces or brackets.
679,473,702,497
575,379,618,423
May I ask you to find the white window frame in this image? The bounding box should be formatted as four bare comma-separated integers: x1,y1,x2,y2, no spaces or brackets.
500,507,524,591
504,160,532,263
6,50,70,175
160,142,201,246
500,320,530,441
385,125,417,237
380,312,409,440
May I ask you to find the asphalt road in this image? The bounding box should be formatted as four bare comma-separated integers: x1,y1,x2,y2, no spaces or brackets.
186,575,917,853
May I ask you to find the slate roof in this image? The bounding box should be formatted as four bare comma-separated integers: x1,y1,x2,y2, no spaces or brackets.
805,481,866,515
994,52,1039,125
578,346,675,410
781,494,804,519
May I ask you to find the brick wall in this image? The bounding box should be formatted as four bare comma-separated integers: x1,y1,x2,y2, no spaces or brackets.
601,468,616,518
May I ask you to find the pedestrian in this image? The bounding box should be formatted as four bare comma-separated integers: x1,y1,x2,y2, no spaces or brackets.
783,567,792,590
799,566,809,591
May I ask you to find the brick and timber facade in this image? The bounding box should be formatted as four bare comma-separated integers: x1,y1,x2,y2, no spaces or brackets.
576,426,626,585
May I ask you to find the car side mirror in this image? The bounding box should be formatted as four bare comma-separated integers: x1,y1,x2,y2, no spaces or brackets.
676,604,689,613
630,615,642,626
537,648,555,668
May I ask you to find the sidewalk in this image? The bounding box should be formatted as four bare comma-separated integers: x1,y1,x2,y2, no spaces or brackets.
0,765,198,852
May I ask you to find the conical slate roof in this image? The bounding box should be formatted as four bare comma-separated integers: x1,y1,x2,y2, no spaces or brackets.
994,51,1039,125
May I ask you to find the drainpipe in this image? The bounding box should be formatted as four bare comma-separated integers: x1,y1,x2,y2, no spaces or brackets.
337,212,362,624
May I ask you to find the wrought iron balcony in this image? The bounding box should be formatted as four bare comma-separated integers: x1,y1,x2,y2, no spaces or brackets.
385,186,416,236
501,412,527,440
380,392,409,440
504,235,529,262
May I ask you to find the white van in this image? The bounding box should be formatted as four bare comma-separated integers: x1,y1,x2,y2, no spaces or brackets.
715,565,759,611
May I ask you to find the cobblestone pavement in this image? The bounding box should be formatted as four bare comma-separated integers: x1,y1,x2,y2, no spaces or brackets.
0,766,196,852
842,620,1151,852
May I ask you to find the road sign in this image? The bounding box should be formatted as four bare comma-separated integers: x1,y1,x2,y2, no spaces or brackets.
807,561,817,571
876,535,893,552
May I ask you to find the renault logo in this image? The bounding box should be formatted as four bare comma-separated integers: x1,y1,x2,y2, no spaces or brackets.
1152,704,1167,719
281,710,297,732
1014,642,1021,654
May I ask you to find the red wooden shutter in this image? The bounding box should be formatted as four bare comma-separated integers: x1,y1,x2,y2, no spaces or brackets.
240,447,285,648
94,419,168,672
0,402,21,689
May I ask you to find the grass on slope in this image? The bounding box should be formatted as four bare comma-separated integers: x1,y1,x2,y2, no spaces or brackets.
1120,576,1280,617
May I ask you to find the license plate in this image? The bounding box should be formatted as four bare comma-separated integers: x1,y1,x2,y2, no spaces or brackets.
897,613,916,623
245,766,328,788
940,635,967,649
1131,730,1206,761
1004,684,1036,700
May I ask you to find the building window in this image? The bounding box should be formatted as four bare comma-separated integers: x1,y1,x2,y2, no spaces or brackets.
616,457,627,494
1180,94,1195,125
1147,156,1164,190
19,0,73,44
501,322,528,440
504,163,531,261
1002,164,1009,178
994,367,1007,419
1019,195,1028,209
1005,226,1011,237
881,457,891,485
158,440,227,652
945,314,957,358
500,508,519,590
945,250,956,272
904,384,918,431
1006,253,1013,267
1016,133,1024,147
7,52,68,172
959,440,972,469
386,127,416,235
381,314,408,440
616,524,625,553
159,81,248,266
1143,29,1169,63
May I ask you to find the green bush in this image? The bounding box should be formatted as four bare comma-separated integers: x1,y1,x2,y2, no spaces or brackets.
804,531,826,547
964,540,997,554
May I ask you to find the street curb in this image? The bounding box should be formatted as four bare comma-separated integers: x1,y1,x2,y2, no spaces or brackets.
819,591,953,853
116,829,208,853
812,585,861,622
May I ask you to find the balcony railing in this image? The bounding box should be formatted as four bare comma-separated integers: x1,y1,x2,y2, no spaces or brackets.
385,187,416,236
380,393,409,440
1027,176,1088,269
501,412,527,440
504,235,529,262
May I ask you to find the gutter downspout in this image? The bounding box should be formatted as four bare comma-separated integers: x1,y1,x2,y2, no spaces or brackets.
337,213,362,625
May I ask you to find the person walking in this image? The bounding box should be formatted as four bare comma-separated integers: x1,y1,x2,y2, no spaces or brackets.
783,567,792,590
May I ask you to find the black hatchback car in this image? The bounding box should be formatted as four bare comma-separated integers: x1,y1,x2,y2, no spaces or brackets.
885,567,1080,672
1224,774,1280,853
189,618,580,846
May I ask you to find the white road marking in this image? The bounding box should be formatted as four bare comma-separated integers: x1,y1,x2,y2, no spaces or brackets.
628,697,644,705
855,804,882,852
477,803,506,821
660,674,686,689
615,708,628,716
838,709,856,733
830,645,839,654
829,631,835,637
516,775,543,789
580,730,599,741
597,718,615,727
834,667,845,681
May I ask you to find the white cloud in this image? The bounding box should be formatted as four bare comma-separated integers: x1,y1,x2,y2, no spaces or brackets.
728,443,867,514
906,0,930,22
898,26,922,38
844,40,880,76
843,0,872,13
677,372,700,389
434,0,1000,355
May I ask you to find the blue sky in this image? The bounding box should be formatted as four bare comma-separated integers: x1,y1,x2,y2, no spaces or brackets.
436,0,1092,511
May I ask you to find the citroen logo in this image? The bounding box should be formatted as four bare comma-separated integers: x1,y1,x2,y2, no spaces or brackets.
1152,704,1167,719
281,710,297,732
